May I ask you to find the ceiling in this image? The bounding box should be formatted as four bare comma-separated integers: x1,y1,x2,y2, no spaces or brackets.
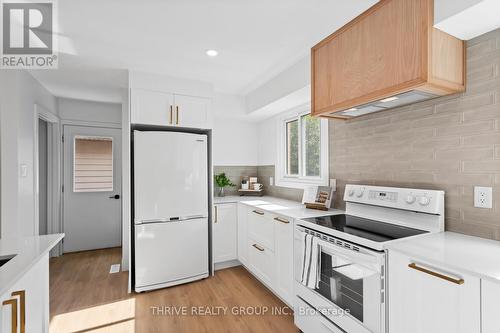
31,0,377,102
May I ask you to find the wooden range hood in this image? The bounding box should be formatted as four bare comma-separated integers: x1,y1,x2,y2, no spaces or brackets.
311,0,465,119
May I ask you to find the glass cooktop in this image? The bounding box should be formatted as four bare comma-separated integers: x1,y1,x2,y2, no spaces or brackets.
301,214,428,243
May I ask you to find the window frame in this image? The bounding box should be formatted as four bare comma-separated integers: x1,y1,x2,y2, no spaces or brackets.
276,104,329,189
73,135,114,193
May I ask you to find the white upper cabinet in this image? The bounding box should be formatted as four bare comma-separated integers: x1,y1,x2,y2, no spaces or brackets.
131,88,174,126
174,94,211,129
130,88,212,129
388,250,480,333
213,203,238,264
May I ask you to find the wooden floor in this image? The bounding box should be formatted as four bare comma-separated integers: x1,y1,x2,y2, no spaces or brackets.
49,248,298,333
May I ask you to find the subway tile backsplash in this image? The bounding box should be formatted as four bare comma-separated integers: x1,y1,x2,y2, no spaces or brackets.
213,165,303,202
329,28,500,241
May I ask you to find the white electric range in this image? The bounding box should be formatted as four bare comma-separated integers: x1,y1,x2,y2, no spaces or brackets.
294,184,445,333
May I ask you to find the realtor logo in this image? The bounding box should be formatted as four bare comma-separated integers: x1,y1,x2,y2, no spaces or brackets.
1,0,57,68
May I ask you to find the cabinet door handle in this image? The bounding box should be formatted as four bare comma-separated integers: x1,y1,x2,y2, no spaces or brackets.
252,244,265,252
214,206,218,223
176,106,179,125
274,217,289,224
2,298,18,333
252,210,264,216
169,105,173,124
11,290,25,333
408,263,464,285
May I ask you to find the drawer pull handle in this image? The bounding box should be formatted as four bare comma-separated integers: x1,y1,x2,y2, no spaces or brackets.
11,290,25,333
252,210,264,215
274,217,289,224
2,298,18,333
408,263,464,285
252,244,265,252
169,105,173,124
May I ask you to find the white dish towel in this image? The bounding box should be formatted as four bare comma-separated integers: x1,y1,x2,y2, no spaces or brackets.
300,232,321,289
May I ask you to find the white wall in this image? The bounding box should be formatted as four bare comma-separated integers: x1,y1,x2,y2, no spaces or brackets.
212,93,259,166
0,71,57,238
57,98,122,125
257,118,277,166
245,55,310,114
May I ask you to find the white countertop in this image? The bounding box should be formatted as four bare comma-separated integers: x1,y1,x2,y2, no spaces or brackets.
0,234,64,296
214,195,344,219
387,232,500,283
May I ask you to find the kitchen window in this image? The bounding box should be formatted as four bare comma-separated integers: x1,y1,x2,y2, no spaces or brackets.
277,105,329,189
73,136,113,192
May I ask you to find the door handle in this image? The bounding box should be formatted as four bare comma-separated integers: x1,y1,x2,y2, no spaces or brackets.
214,206,218,223
252,244,265,252
176,106,179,125
2,298,18,333
109,194,120,199
252,210,264,216
11,290,25,333
408,263,464,285
274,217,289,224
169,105,173,124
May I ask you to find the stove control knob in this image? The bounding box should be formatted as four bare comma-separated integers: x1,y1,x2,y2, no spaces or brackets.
356,188,364,198
348,189,355,197
419,196,430,206
406,195,416,204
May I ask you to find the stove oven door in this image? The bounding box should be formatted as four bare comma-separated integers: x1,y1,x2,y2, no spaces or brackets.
294,227,385,333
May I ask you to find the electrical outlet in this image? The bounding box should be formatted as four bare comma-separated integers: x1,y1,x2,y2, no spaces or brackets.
269,177,274,186
330,179,337,189
474,186,492,209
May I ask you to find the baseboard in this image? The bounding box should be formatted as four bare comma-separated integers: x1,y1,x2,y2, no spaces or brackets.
214,259,241,271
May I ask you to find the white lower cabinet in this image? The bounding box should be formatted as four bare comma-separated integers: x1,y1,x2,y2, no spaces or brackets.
481,279,500,333
248,238,275,287
274,215,294,306
0,254,49,333
213,203,237,263
237,203,294,306
388,250,480,333
237,204,248,265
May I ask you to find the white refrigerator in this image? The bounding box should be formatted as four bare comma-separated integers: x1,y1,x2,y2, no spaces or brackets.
133,130,209,292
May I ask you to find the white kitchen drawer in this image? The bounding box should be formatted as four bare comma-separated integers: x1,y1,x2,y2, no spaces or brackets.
247,237,275,288
388,250,480,333
248,209,274,251
294,297,346,333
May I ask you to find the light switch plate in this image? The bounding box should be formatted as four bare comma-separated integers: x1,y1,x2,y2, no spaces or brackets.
329,179,337,189
269,177,274,186
474,186,492,209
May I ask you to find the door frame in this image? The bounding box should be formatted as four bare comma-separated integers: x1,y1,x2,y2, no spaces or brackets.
33,104,62,254
61,122,123,253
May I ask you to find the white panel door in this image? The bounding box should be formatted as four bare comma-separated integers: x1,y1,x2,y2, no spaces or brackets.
213,203,237,263
174,94,211,129
0,254,49,333
274,214,294,306
135,218,208,289
131,88,174,126
481,279,500,333
134,131,208,221
388,251,480,333
63,125,122,253
237,203,248,265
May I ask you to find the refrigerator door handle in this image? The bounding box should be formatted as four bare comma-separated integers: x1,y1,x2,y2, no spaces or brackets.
136,215,207,225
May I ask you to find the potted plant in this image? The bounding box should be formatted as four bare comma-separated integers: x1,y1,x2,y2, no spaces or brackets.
214,173,236,197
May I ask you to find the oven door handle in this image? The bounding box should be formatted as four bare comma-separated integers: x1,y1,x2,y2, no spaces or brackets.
316,238,381,271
